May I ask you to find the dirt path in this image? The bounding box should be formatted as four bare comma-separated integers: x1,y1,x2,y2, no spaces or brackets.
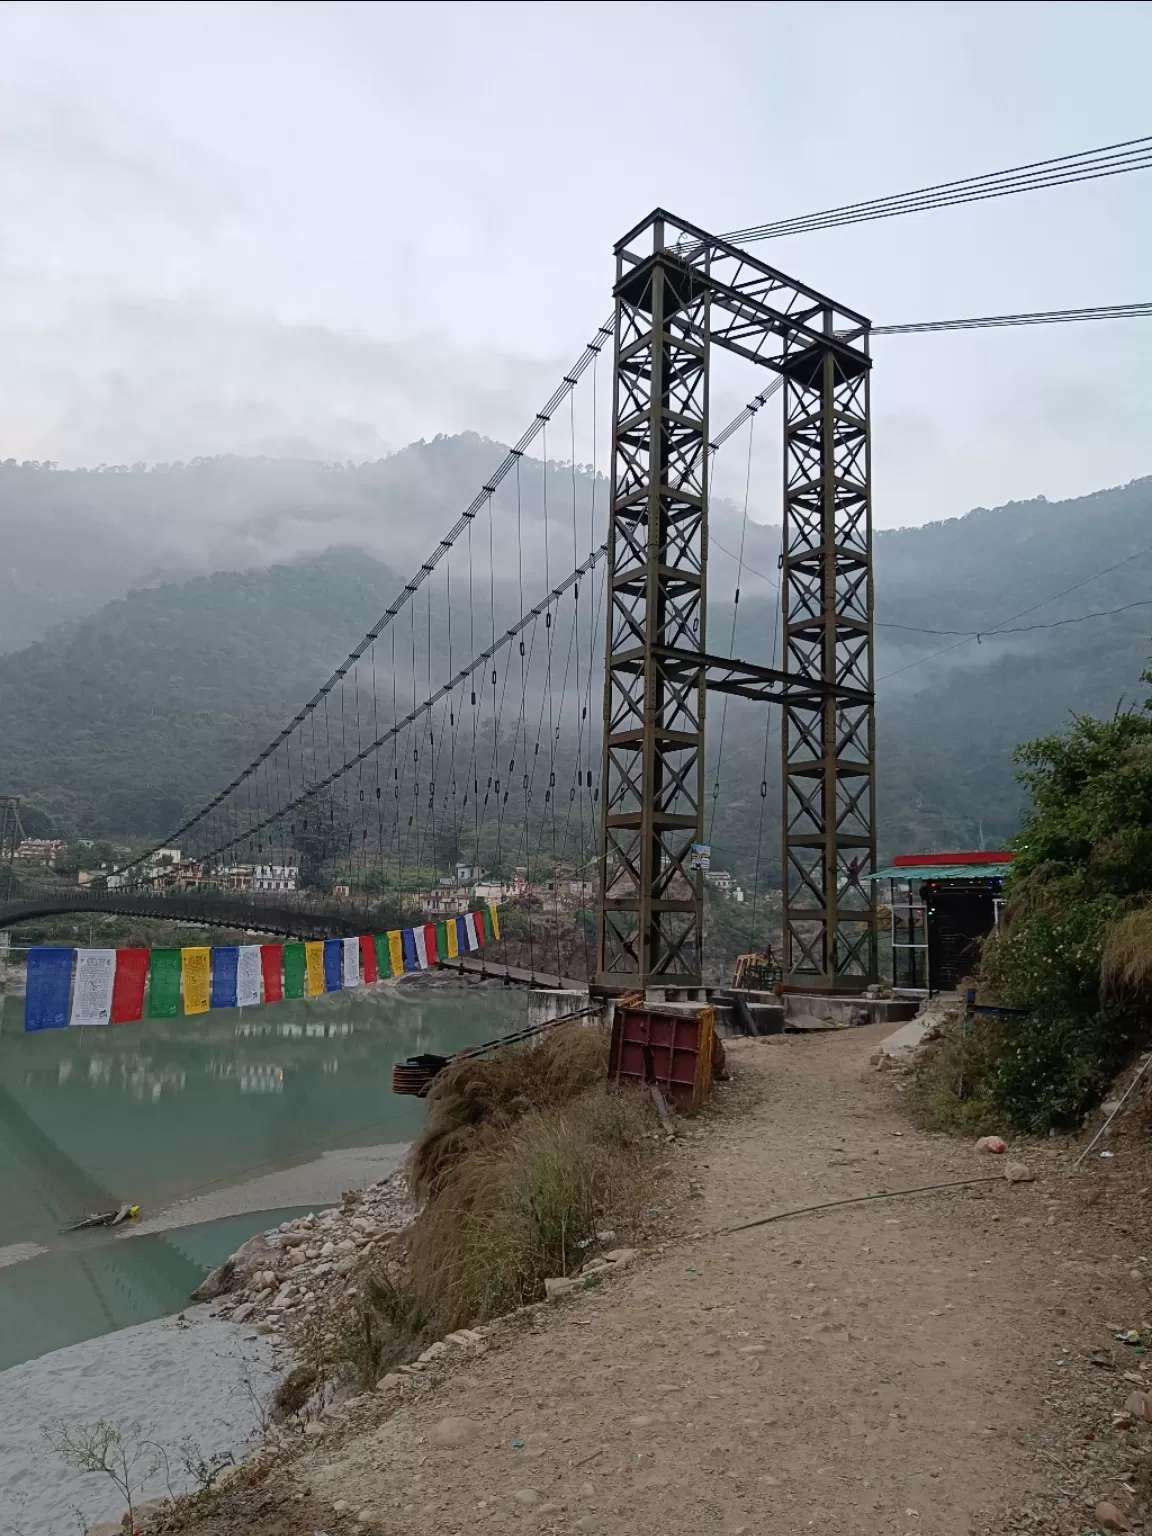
181,1025,1152,1536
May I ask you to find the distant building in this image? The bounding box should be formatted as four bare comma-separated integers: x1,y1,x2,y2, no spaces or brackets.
14,838,67,865
706,870,735,893
332,883,352,899
422,889,469,918
252,863,299,893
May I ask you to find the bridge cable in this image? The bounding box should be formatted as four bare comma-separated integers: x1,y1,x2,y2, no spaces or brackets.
722,133,1152,246
120,128,1152,882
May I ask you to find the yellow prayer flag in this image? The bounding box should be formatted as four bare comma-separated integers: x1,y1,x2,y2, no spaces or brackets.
489,904,501,941
181,946,211,1015
387,930,404,977
446,919,459,959
304,941,326,997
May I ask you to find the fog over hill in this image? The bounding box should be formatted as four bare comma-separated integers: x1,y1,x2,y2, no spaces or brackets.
1,439,1149,880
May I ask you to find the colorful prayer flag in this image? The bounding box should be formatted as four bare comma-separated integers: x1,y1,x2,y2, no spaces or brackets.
304,941,325,997
436,921,450,963
181,947,211,1015
111,949,149,1024
411,926,428,970
323,938,343,991
359,935,379,984
489,904,501,941
422,923,437,967
24,947,73,1031
455,914,468,955
148,948,182,1019
472,909,486,947
211,946,239,1009
236,945,262,1008
341,936,360,988
260,944,284,1003
389,930,407,976
464,912,481,952
284,942,307,999
71,949,116,1026
445,918,459,959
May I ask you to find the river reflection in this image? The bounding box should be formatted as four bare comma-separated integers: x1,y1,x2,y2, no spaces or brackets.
0,980,527,1367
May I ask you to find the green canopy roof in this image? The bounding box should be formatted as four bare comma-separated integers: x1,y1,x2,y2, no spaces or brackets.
869,863,1013,881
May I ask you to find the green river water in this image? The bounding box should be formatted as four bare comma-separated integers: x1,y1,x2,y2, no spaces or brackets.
0,981,528,1370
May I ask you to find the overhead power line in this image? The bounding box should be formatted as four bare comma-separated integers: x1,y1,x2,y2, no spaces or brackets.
878,541,1152,681
874,300,1152,335
129,136,1152,871
709,299,1152,452
722,134,1152,245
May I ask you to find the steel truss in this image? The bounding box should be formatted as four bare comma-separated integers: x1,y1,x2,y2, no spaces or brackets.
595,210,877,993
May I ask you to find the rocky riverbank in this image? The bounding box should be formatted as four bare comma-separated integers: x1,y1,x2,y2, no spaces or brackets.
193,1170,417,1348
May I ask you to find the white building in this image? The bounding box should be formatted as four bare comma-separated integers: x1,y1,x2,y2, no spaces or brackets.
252,864,299,892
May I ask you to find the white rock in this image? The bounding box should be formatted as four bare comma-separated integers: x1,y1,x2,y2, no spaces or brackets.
603,1248,639,1266
573,1517,599,1533
336,1238,358,1254
321,1241,336,1257
544,1276,581,1298
418,1341,448,1362
231,1302,256,1323
514,1489,540,1505
1004,1161,1034,1183
333,1499,350,1513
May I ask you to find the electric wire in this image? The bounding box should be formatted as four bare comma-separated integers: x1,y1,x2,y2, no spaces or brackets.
722,133,1152,246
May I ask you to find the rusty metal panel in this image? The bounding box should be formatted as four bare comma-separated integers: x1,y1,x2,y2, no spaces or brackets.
608,1001,715,1111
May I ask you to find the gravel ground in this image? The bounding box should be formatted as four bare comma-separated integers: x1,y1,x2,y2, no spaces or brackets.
135,1025,1152,1535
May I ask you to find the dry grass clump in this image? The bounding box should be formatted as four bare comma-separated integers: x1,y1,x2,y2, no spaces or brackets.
307,1024,656,1389
904,1009,1006,1135
408,1084,653,1334
1101,903,1152,1002
410,1021,611,1198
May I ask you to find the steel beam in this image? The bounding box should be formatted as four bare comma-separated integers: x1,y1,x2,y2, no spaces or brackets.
596,217,710,989
595,210,877,993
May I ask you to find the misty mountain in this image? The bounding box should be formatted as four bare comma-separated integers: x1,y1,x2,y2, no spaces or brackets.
0,458,1149,879
0,437,771,654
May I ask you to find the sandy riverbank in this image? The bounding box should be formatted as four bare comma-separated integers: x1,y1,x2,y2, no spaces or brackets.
0,1308,278,1532
122,1143,409,1238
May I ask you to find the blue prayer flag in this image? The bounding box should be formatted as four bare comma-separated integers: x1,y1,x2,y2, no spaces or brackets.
401,927,418,973
25,947,73,1031
210,946,239,1009
323,937,343,992
455,915,468,954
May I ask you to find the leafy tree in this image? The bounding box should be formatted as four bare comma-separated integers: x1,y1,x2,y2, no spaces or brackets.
969,677,1152,1128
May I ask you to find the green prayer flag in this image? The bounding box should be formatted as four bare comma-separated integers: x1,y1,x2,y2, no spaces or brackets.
481,907,495,943
373,934,391,979
147,948,182,1018
435,921,449,963
283,942,306,1000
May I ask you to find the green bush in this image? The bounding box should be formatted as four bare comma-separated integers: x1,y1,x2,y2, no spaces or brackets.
914,686,1152,1132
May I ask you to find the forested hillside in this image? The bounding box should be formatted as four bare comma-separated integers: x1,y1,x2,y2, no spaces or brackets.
0,444,1149,882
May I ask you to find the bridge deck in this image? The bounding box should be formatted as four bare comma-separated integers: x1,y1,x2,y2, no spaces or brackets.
438,954,587,991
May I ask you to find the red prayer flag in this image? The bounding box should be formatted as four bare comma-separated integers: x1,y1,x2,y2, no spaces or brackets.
110,948,149,1024
423,923,438,966
261,943,284,1003
472,909,486,946
359,934,379,984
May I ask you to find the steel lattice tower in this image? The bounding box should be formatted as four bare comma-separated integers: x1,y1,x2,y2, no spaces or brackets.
595,211,877,993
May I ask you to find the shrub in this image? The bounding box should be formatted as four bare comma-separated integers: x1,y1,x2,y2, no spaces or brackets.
914,690,1152,1133
407,1083,652,1334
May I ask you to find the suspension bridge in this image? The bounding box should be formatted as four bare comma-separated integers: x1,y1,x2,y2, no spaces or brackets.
3,134,1151,996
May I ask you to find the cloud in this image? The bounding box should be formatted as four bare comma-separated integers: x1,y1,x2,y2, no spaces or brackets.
0,294,570,468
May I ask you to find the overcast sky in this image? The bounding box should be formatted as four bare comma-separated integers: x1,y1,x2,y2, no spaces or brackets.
1,0,1150,528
